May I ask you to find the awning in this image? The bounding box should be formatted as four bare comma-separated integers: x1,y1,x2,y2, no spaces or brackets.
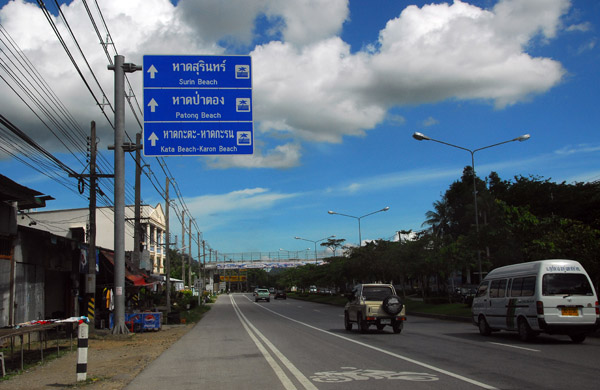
100,249,156,287
127,274,147,286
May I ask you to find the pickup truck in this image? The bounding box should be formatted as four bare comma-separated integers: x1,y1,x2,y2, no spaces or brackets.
255,288,270,302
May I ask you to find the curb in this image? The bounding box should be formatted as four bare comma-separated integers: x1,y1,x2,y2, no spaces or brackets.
407,311,600,338
407,311,472,323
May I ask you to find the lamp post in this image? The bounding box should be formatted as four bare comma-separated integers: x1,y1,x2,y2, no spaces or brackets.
412,131,530,283
294,235,335,263
328,207,390,246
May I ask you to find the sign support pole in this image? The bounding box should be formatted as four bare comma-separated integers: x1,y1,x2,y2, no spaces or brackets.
108,55,141,334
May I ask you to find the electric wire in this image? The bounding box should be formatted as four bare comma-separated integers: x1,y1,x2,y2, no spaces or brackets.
2,2,214,257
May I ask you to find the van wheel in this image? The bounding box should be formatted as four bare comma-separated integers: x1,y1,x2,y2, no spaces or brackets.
570,334,586,343
478,316,491,336
518,318,535,342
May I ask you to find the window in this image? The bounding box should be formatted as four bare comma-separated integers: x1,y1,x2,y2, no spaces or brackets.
362,286,394,300
0,236,11,258
542,274,593,296
511,276,536,297
521,276,535,296
69,227,85,243
475,282,489,298
489,279,507,298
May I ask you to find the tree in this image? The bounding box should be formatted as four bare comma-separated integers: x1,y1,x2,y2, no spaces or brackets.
320,238,346,256
422,197,453,240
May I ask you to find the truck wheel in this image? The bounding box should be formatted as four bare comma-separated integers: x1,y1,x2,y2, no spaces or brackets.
392,320,402,334
357,313,368,334
344,312,352,331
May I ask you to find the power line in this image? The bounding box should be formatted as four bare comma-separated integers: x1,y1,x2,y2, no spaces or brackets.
1,2,216,257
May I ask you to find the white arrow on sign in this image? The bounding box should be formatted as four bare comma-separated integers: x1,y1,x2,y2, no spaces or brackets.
147,65,158,79
148,98,158,113
148,132,159,146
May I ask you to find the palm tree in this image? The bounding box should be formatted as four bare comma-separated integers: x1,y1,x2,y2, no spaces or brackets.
422,197,453,240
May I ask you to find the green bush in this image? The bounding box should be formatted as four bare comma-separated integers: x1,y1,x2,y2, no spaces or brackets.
173,290,194,311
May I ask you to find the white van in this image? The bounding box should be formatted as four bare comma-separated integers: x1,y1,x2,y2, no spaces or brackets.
472,259,599,343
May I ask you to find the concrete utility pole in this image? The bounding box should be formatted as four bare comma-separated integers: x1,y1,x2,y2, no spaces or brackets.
133,132,142,268
208,248,213,292
87,122,97,327
108,55,141,334
202,239,206,289
70,121,114,328
196,232,204,305
165,178,171,314
181,210,186,287
188,218,192,288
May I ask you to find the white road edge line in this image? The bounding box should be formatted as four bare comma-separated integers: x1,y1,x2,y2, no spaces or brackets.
488,342,540,352
253,296,498,390
231,296,298,390
231,295,319,390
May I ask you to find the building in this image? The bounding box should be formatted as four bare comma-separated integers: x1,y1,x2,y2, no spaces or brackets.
0,174,64,327
18,204,167,275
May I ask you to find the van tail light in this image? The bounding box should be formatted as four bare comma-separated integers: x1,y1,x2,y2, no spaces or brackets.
595,301,599,316
536,301,544,315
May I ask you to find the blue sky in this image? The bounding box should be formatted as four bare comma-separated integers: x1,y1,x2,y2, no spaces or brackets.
0,0,599,259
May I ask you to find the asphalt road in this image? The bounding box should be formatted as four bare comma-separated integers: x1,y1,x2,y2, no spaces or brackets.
125,294,600,390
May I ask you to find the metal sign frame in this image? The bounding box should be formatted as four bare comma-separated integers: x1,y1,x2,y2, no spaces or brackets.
143,55,253,156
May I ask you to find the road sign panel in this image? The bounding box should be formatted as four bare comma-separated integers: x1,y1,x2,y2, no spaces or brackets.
143,55,251,89
144,122,253,156
144,88,252,122
143,54,253,156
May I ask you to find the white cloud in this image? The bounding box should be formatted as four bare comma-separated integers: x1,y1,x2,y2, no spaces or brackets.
328,168,463,197
206,142,302,169
576,38,596,55
369,0,567,108
185,187,298,228
265,0,349,46
175,0,349,46
0,0,572,169
566,22,592,32
554,143,600,156
252,38,386,143
422,117,439,127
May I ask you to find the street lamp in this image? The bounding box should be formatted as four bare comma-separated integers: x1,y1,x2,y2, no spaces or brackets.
294,235,335,262
412,131,530,283
328,207,390,246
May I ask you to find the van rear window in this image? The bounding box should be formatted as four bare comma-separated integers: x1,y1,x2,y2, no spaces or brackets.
542,274,593,296
511,276,535,297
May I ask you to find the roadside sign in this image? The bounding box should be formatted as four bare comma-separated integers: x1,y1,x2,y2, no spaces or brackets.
143,55,253,156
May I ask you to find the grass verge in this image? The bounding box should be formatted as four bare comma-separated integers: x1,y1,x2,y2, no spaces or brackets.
180,302,212,324
286,292,472,318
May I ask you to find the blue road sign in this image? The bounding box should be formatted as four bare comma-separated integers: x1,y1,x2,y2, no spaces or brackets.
144,88,252,122
144,122,253,156
144,55,251,89
143,55,253,156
